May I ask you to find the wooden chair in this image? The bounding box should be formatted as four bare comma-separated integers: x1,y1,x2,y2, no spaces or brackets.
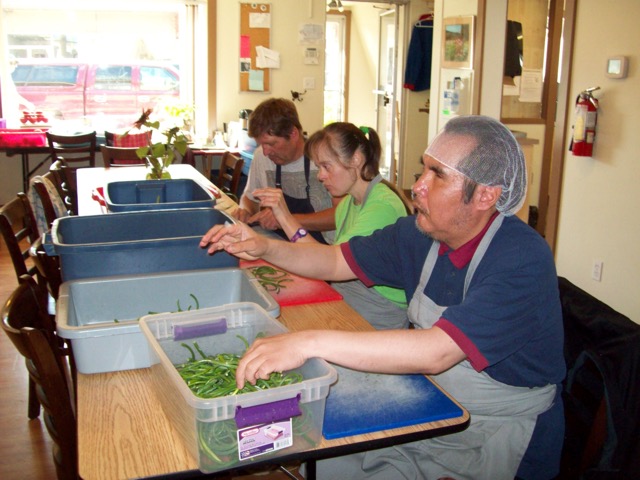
0,193,43,285
0,194,43,420
215,151,244,200
381,178,415,215
100,145,146,167
46,130,97,169
30,173,69,232
50,160,79,216
104,130,151,147
2,276,78,480
27,175,66,301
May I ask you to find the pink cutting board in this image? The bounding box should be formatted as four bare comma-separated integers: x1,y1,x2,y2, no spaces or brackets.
240,259,343,307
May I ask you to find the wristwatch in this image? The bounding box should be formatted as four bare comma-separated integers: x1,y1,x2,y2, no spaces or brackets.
290,228,308,243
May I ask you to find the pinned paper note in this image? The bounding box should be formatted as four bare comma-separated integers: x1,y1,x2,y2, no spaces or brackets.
249,69,265,91
240,35,251,57
250,12,271,28
256,46,280,69
519,69,543,103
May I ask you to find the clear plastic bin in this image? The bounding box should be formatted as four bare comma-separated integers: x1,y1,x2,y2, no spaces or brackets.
139,304,337,474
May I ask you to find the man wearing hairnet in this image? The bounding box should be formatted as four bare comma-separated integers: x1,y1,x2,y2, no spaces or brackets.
201,115,566,480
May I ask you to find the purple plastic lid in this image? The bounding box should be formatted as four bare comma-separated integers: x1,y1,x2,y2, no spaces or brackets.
235,394,301,428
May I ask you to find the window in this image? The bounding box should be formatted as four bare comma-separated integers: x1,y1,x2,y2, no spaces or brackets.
12,65,80,86
94,66,133,91
1,0,205,134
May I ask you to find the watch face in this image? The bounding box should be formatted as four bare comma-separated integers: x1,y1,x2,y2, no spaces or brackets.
300,229,308,235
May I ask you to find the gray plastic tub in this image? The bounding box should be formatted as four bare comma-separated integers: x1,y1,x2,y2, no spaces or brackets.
56,268,279,374
44,207,237,281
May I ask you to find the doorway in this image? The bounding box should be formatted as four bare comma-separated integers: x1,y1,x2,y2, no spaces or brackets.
325,1,405,183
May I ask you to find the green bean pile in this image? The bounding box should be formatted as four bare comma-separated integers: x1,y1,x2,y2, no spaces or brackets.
250,266,292,293
176,339,303,399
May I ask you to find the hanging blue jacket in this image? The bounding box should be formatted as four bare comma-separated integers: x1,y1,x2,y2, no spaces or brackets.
403,19,433,92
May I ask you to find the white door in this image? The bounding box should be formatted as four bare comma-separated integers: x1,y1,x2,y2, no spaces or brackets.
373,9,398,181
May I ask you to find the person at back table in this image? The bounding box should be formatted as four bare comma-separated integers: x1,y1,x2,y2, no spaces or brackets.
234,98,339,244
252,122,409,330
201,115,566,480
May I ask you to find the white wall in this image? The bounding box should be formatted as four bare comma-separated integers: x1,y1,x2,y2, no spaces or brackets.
555,0,640,322
345,2,378,129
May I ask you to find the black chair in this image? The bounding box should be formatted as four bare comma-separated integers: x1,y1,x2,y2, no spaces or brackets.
557,277,640,478
2,276,78,480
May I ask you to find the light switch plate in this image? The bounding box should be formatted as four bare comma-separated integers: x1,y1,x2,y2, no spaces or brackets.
303,77,316,90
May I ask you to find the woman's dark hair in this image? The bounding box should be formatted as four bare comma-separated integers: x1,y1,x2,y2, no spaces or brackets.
248,98,303,139
304,122,381,181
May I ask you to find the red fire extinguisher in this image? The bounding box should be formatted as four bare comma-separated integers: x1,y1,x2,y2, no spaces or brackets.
570,86,600,157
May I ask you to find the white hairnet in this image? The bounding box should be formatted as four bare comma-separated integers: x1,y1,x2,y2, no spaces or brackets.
425,115,527,216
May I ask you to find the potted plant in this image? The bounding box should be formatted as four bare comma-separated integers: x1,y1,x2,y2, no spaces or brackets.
128,108,190,180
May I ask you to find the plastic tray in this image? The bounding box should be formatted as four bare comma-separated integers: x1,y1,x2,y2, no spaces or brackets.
139,304,337,474
56,268,279,374
105,178,215,212
44,208,237,281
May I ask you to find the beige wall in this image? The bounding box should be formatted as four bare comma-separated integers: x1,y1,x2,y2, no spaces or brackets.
555,0,640,322
215,0,326,136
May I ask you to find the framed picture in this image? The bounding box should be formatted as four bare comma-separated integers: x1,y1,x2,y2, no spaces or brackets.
442,16,474,69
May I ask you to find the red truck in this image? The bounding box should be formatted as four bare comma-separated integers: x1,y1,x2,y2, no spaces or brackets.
12,60,180,129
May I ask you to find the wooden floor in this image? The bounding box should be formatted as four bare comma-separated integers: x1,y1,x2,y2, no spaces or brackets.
0,237,57,480
0,237,300,480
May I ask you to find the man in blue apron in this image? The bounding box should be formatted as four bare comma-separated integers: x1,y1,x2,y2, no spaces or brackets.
201,115,566,479
234,98,339,244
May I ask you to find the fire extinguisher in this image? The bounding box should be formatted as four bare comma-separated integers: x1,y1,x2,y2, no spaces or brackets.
570,86,600,157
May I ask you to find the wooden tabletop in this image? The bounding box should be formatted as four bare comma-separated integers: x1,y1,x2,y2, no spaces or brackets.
73,166,469,479
77,300,469,480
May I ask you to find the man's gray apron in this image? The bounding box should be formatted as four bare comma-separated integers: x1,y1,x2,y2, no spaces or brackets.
331,175,409,330
316,215,556,480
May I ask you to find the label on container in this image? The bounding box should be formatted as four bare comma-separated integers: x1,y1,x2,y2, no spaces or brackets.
237,419,293,461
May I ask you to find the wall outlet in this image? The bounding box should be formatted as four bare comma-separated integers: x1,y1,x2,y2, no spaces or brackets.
303,77,316,90
591,260,603,282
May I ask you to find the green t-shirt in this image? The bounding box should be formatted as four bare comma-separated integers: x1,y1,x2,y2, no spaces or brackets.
334,182,408,306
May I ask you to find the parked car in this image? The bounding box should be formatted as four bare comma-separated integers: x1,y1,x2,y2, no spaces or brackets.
12,60,180,128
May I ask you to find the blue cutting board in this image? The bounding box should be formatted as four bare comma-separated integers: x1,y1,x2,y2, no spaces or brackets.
322,366,464,440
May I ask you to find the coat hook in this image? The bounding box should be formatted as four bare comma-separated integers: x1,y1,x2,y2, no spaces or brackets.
291,90,307,102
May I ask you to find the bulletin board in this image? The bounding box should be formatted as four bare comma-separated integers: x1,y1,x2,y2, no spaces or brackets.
240,2,271,92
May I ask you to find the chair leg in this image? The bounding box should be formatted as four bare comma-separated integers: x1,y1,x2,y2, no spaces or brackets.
28,377,41,419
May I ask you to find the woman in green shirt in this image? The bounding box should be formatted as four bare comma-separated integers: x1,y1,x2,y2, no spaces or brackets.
251,122,410,329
